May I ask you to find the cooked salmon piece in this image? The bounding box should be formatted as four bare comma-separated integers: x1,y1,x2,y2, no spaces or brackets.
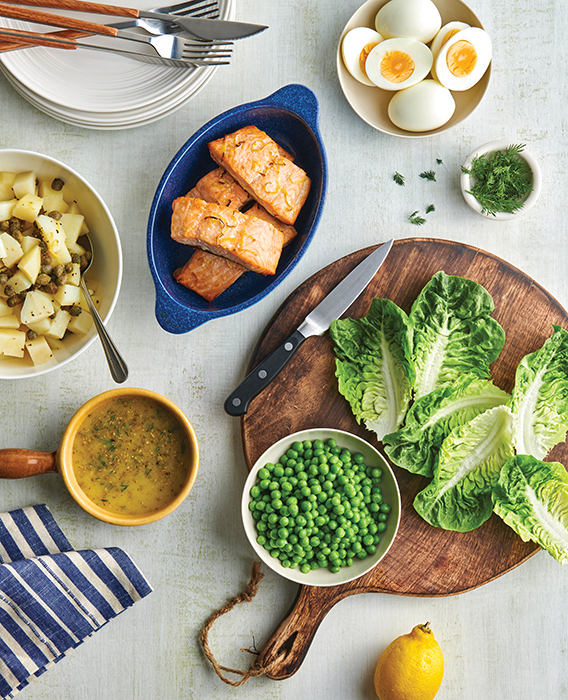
171,197,284,275
187,167,252,210
207,125,311,226
246,202,297,246
174,249,246,302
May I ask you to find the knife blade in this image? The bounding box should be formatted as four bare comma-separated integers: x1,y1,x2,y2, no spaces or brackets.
137,13,266,40
224,239,394,417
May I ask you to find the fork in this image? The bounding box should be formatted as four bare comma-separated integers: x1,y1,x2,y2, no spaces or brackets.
111,0,220,36
0,25,231,64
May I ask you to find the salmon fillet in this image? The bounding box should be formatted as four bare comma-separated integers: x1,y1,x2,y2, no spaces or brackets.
187,167,252,209
174,249,246,302
246,202,297,246
171,197,284,275
207,125,311,225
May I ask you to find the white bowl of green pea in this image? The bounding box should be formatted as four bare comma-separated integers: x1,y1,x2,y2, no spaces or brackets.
242,428,401,587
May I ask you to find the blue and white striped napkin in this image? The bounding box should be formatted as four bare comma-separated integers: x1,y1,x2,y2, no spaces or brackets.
0,504,152,699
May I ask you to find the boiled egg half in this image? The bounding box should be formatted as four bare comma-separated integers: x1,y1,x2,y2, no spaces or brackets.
434,26,492,91
342,26,385,85
365,37,432,91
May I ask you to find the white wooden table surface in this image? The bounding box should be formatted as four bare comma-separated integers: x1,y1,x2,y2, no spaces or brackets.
0,0,566,697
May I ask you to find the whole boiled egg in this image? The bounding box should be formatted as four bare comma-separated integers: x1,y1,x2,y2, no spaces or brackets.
375,0,441,44
388,79,456,131
365,37,432,91
434,26,492,91
341,26,385,85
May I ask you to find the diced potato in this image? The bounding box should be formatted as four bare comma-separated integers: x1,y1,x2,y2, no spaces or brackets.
12,193,43,222
26,316,52,335
0,199,17,222
20,290,54,325
67,310,93,335
3,270,32,295
25,335,54,366
33,287,59,309
67,262,81,286
35,214,66,258
0,328,26,357
21,235,40,254
0,172,16,188
60,213,84,249
67,201,82,215
0,232,23,268
45,308,71,339
12,171,36,199
42,193,69,215
0,315,19,329
0,298,12,318
52,241,72,266
38,179,65,198
17,245,41,283
54,283,81,306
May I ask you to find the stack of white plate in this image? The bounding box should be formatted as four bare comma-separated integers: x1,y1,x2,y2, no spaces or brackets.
0,0,232,130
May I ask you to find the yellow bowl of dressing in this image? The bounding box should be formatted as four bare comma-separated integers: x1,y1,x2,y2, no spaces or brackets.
0,388,199,526
59,388,199,526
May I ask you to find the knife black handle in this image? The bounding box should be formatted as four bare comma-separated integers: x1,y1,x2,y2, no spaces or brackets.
224,330,306,416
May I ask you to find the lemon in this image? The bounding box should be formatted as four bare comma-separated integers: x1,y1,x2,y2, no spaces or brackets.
373,622,444,700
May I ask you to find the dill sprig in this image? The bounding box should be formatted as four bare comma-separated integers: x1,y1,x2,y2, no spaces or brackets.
461,143,533,216
419,170,436,181
426,204,435,214
393,171,405,186
408,211,426,225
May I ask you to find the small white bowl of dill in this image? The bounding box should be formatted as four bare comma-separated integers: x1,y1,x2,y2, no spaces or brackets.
460,140,542,220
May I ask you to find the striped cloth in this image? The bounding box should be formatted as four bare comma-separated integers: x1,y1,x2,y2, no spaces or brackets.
0,504,152,699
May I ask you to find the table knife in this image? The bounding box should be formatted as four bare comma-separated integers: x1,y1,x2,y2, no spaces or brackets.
1,0,268,41
224,239,394,417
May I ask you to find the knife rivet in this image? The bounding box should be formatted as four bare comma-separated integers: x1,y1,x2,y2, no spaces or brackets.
284,342,294,351
258,370,268,379
232,398,241,406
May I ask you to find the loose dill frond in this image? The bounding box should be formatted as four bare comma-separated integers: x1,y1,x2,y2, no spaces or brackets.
419,170,436,181
461,143,533,216
393,171,405,186
436,158,443,165
426,204,435,214
408,211,426,225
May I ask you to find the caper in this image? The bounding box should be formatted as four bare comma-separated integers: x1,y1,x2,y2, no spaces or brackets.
44,282,58,295
6,296,20,307
52,264,64,277
65,262,74,273
4,284,15,297
0,221,9,232
36,273,52,287
55,273,68,286
69,305,82,317
40,263,52,275
0,273,8,285
51,178,64,191
26,330,37,341
48,210,62,220
71,253,81,264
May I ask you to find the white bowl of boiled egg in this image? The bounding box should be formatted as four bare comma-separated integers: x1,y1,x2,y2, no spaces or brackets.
337,0,492,136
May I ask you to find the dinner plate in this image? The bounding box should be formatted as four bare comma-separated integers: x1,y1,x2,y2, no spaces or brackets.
0,0,232,128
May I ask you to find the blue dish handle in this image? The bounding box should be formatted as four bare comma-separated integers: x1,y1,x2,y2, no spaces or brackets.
154,285,213,334
259,84,321,132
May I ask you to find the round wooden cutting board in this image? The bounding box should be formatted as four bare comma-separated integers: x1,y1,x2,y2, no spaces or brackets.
240,238,568,679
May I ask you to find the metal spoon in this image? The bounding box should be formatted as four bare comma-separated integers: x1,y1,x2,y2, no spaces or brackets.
79,235,128,384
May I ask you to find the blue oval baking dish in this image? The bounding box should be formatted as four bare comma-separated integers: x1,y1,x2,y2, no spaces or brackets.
147,83,328,334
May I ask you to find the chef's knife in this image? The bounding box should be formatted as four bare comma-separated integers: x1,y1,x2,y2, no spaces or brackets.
224,239,394,417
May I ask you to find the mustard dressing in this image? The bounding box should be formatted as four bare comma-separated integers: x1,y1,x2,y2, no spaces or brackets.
72,396,189,515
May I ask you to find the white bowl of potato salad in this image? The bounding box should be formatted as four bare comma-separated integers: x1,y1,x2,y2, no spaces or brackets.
0,150,122,378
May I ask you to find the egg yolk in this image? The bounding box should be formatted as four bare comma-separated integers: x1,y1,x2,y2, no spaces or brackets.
359,42,380,77
446,40,477,77
380,51,415,83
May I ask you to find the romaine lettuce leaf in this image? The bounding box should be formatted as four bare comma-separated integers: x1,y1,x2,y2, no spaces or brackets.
413,405,514,531
493,455,568,564
330,297,415,440
410,271,506,398
383,375,510,477
509,325,568,459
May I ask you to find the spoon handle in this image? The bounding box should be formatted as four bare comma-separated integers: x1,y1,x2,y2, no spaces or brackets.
0,449,57,478
81,279,129,384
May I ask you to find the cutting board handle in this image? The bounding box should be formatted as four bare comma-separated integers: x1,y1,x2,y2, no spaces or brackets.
257,585,350,680
0,449,57,478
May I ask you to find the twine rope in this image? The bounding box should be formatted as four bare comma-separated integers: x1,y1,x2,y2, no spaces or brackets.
199,561,286,686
